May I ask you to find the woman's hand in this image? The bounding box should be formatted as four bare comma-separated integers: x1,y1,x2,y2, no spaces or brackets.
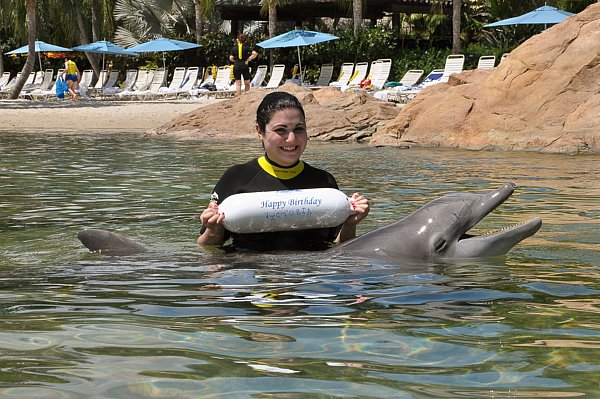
346,193,370,226
197,202,226,246
335,193,370,244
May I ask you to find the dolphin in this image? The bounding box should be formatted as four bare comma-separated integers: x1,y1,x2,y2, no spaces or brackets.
77,183,542,259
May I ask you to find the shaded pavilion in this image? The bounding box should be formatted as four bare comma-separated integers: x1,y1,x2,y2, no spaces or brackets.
218,0,453,33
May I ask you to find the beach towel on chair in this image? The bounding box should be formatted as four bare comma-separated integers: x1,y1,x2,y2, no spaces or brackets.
56,77,68,99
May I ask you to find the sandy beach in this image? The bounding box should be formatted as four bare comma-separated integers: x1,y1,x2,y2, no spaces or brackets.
0,98,223,134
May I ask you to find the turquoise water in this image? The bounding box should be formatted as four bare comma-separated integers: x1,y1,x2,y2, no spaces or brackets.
1,132,599,398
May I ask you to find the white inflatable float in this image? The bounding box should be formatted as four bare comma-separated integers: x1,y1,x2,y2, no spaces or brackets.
218,188,356,233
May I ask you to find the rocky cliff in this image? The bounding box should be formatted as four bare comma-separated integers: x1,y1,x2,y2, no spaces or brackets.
371,3,600,154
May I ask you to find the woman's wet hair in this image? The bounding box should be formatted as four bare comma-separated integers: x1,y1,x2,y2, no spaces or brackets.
237,33,245,43
256,92,305,133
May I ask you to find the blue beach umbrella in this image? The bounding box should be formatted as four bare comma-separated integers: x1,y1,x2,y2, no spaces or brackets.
485,5,575,29
128,38,201,69
257,30,339,83
72,40,138,72
5,40,73,71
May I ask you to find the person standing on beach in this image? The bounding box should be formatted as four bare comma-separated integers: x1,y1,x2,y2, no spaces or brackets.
62,55,80,101
229,34,258,96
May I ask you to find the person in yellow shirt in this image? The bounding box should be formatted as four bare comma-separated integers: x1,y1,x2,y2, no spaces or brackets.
228,34,258,96
62,55,80,101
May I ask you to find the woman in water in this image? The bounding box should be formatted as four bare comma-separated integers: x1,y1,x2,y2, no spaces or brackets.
197,91,370,251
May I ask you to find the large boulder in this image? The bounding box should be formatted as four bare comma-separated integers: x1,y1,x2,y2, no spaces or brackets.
146,83,400,142
371,3,600,154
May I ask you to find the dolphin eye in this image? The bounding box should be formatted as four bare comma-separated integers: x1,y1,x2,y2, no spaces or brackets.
434,238,447,252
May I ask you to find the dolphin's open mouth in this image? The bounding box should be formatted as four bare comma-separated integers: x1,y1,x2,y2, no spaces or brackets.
454,183,542,256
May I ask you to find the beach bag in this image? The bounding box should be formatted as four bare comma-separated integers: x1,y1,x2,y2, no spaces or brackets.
55,77,68,99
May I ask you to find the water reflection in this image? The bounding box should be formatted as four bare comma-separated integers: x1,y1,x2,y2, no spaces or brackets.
0,133,599,398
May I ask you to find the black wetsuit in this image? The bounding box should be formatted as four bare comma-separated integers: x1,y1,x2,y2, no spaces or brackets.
201,156,342,251
229,43,253,80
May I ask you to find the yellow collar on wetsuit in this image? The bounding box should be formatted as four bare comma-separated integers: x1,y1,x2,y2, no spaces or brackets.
238,43,243,60
258,156,304,180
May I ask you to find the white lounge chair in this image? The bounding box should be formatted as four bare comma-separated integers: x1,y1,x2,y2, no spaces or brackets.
340,61,369,91
0,72,10,89
101,69,138,99
477,55,496,69
387,69,444,103
115,69,154,100
173,66,200,98
78,69,94,88
372,68,422,101
155,67,186,98
134,68,167,100
19,69,54,99
250,64,268,88
440,54,464,82
307,63,334,88
92,70,119,97
30,69,66,100
329,63,354,87
369,59,393,90
265,64,285,89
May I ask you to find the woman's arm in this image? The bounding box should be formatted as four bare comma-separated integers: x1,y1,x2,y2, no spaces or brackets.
334,192,370,244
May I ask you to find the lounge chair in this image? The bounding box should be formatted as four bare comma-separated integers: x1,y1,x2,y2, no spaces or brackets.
30,69,66,101
172,66,200,99
101,69,138,99
306,63,334,88
115,69,154,100
0,72,35,98
440,54,465,83
19,69,55,99
265,64,286,89
79,69,93,87
329,63,354,87
159,66,199,99
154,67,186,98
388,69,445,103
0,72,10,89
134,68,168,100
372,67,423,101
477,55,496,69
369,59,393,90
340,61,369,91
90,70,107,92
250,64,268,88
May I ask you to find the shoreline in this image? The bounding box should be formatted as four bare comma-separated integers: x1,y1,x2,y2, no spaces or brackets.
0,98,222,133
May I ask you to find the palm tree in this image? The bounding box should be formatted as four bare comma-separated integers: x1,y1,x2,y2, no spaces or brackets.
194,0,215,43
452,0,461,54
353,0,362,37
9,0,36,99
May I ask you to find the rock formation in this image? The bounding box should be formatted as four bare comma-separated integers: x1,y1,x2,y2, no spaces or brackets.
146,83,400,142
371,3,600,154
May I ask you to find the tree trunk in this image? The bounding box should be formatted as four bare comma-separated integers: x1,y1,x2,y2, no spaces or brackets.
0,30,4,75
74,4,101,85
353,0,362,38
452,0,461,54
194,0,204,43
91,0,101,42
268,1,277,68
9,0,37,99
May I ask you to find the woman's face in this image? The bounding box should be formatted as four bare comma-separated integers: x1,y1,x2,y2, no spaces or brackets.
257,108,307,167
